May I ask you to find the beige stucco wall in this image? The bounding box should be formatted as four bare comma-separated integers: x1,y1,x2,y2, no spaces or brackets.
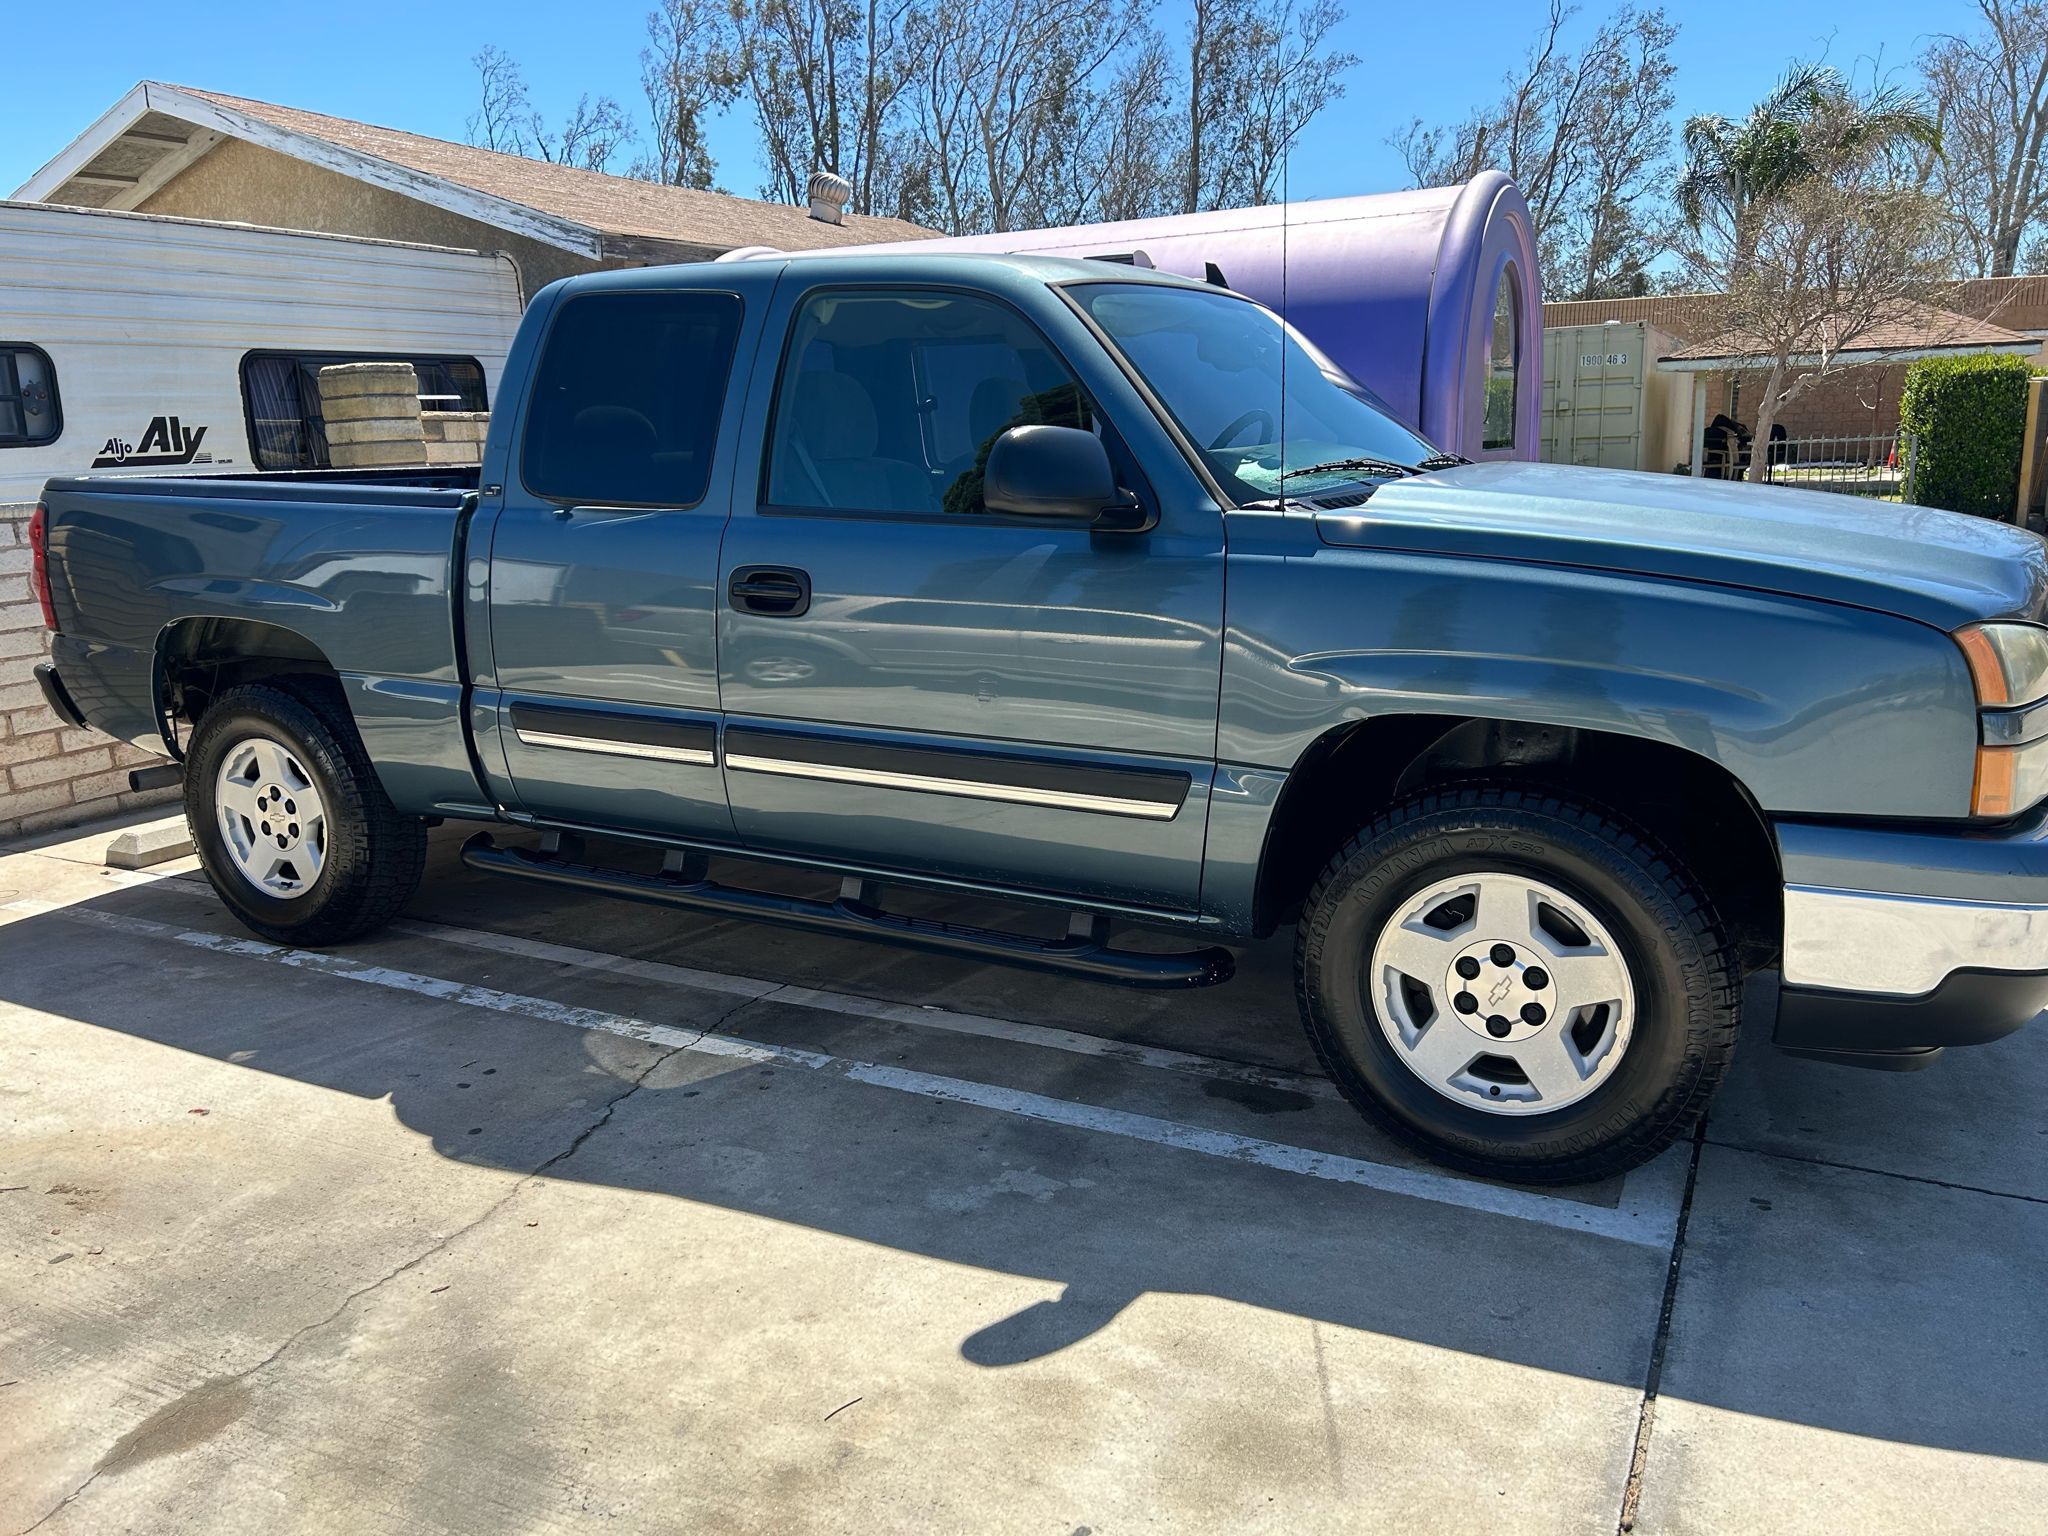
137,137,597,297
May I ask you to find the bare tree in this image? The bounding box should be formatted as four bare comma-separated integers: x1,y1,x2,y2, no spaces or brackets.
1184,0,1357,212
1391,1,1678,299
726,0,919,212
467,45,534,155
1922,1,2048,277
1089,29,1182,222
533,95,635,172
467,47,635,172
895,0,1153,233
1679,101,1950,481
636,0,734,187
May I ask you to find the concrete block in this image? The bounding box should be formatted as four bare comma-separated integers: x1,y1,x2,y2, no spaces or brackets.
117,786,182,813
318,361,420,398
0,575,29,606
326,417,426,448
423,412,489,443
0,728,58,768
0,654,40,688
0,545,28,576
0,626,47,660
0,779,74,819
329,441,426,469
68,766,140,803
0,679,45,713
9,745,109,789
423,441,482,465
105,815,195,870
4,702,65,736
325,392,426,424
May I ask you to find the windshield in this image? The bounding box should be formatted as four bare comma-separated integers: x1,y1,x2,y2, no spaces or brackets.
1071,282,1441,504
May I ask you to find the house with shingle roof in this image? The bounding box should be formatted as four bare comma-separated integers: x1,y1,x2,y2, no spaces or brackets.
1543,288,2045,455
15,82,937,297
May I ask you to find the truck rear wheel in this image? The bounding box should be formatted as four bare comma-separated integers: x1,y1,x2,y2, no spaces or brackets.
1295,784,1739,1184
185,683,426,946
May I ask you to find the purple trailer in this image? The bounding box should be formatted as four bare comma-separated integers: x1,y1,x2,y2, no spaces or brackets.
770,172,1542,463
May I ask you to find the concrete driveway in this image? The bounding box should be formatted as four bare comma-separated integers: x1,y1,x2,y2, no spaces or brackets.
2,815,2042,1535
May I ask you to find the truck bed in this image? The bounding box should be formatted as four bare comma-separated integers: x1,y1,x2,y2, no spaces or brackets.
38,467,480,790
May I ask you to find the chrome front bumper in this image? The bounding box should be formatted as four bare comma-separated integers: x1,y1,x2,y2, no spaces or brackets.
1782,885,2048,996
1773,811,2048,1061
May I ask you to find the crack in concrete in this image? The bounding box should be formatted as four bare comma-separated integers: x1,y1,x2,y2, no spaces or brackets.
12,990,771,1536
1702,1136,2048,1206
1615,1124,1706,1535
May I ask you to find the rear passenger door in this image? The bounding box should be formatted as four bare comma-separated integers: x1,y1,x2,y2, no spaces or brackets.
478,284,751,838
716,282,1226,913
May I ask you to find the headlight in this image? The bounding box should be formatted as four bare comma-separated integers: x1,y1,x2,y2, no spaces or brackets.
1958,623,2048,815
1955,622,2048,707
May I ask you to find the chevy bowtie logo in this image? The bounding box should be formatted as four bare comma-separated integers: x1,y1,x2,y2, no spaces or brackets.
92,416,210,469
1487,975,1515,1006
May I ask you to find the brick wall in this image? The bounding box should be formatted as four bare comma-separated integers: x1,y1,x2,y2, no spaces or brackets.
0,506,179,841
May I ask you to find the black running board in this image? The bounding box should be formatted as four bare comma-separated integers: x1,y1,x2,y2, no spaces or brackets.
460,833,1235,989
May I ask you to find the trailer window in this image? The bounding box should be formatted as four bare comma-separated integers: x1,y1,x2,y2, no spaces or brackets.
241,352,488,470
0,345,61,448
521,290,743,508
1483,268,1519,451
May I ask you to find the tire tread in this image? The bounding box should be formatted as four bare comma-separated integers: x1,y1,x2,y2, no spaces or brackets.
1294,782,1740,1184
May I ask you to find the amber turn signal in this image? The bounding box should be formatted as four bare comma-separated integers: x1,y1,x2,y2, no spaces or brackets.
1974,744,2021,817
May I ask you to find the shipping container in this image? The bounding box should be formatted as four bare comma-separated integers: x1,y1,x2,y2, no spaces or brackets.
1539,321,1692,474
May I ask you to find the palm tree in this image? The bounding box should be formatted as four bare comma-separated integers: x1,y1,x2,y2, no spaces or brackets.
1676,64,1941,244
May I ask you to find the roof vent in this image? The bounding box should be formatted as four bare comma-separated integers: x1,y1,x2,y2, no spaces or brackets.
807,170,852,226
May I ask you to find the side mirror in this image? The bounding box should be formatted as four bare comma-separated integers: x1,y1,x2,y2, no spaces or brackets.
983,424,1140,525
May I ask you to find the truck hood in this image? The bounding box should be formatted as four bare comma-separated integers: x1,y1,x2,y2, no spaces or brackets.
1318,461,2048,630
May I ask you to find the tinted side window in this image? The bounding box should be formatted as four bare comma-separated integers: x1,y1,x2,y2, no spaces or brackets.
766,290,1093,516
522,291,742,506
0,344,61,448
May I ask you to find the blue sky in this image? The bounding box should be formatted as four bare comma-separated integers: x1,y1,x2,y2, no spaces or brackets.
8,0,1965,206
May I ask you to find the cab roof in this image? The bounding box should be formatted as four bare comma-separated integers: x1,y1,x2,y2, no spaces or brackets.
550,249,1222,300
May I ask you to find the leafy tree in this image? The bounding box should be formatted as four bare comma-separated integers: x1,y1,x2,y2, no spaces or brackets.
1678,90,1950,482
635,0,733,188
1676,63,1939,266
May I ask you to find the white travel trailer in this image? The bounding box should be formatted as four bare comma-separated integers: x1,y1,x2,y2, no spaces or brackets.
0,200,524,507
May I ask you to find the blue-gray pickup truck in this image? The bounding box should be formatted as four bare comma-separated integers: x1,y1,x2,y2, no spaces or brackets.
30,253,2048,1182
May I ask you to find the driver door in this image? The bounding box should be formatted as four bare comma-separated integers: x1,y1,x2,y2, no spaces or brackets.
716,281,1226,912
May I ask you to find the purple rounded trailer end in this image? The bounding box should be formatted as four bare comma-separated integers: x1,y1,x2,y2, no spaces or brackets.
797,173,1543,463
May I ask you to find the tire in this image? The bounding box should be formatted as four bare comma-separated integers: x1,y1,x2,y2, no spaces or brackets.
184,682,426,946
1295,784,1739,1184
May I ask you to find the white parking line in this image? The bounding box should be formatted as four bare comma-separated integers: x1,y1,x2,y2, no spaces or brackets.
8,898,1686,1248
387,916,1344,1102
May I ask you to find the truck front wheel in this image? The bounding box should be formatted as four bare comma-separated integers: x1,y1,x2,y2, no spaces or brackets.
1295,785,1739,1184
185,683,426,946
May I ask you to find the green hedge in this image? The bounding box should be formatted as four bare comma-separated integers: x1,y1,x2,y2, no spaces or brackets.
1900,352,2033,518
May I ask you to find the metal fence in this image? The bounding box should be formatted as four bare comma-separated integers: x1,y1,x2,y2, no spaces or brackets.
1757,433,1917,500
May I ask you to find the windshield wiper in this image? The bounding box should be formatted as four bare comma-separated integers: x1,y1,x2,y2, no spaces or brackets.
1416,452,1471,469
1277,456,1422,483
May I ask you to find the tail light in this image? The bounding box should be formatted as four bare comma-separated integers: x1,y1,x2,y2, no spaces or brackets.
28,502,56,631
